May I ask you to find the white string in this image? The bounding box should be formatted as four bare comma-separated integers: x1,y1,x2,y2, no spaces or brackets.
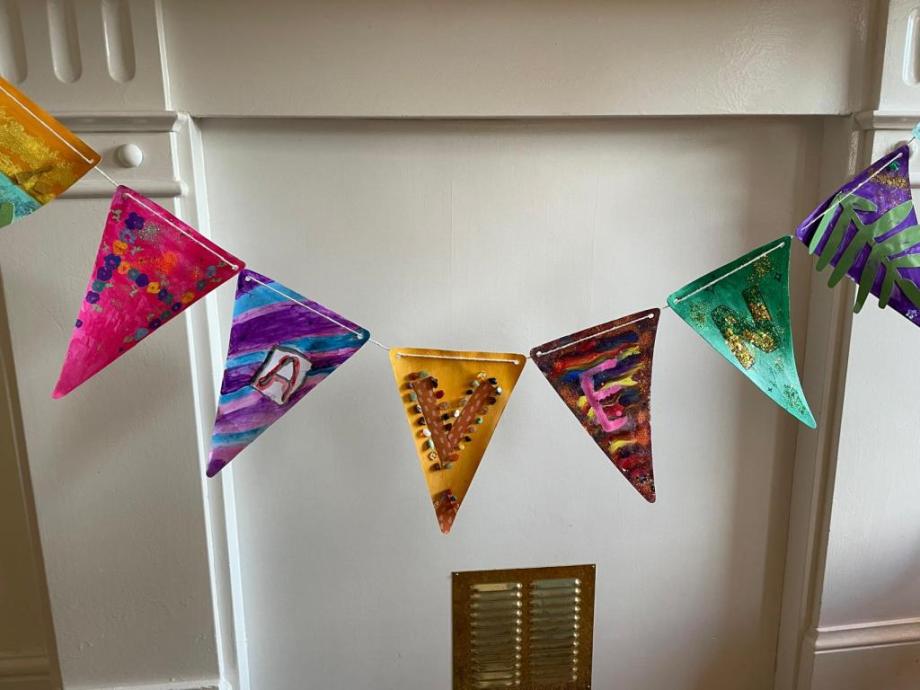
394,351,523,365
0,82,96,164
670,239,787,305
244,273,386,347
121,191,241,271
9,73,913,360
797,144,912,234
532,311,657,358
92,165,120,188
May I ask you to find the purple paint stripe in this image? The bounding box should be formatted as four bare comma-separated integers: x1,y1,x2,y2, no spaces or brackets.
236,302,345,332
227,320,351,358
221,366,259,394
218,390,263,415
233,300,309,325
215,387,288,422
229,337,359,363
297,348,362,366
211,441,249,456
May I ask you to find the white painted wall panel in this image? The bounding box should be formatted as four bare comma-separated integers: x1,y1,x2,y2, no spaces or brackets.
3,2,910,688
0,328,54,685
0,189,219,688
200,117,823,689
161,0,875,118
811,642,920,690
811,131,920,639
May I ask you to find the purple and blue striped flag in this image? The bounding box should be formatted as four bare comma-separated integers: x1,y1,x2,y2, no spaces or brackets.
207,269,369,477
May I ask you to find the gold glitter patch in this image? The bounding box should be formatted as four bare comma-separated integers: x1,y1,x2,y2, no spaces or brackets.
689,302,708,327
711,286,778,369
749,255,773,283
874,172,908,190
0,78,99,205
784,384,808,415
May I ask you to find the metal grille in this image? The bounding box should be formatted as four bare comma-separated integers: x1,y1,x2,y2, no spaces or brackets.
452,564,595,690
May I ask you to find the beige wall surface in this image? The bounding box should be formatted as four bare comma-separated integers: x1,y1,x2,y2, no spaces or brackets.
0,285,54,689
0,2,917,690
160,0,876,118
200,116,821,690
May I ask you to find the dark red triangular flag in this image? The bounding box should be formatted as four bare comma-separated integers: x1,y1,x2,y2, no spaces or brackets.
531,309,659,502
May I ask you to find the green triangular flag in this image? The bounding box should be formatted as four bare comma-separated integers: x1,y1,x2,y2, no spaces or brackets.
667,236,815,428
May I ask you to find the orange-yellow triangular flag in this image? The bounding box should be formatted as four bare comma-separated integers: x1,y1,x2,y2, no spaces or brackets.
390,348,525,534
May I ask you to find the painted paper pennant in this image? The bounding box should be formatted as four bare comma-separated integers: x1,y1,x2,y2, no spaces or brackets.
207,269,369,477
0,76,100,228
795,145,920,326
530,308,659,502
53,185,243,398
390,348,525,534
667,236,815,427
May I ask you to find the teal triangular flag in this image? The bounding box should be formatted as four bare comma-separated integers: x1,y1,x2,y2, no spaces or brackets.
667,236,815,428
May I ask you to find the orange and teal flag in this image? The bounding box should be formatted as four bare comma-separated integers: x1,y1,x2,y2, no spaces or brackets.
0,76,100,228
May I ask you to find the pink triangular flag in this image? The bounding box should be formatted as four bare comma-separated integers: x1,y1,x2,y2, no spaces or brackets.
54,186,243,397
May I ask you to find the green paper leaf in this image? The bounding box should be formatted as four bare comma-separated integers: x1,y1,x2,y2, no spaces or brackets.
879,252,920,308
811,190,920,316
0,202,13,228
811,194,876,269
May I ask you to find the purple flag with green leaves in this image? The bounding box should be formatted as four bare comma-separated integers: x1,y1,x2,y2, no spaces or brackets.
795,144,920,326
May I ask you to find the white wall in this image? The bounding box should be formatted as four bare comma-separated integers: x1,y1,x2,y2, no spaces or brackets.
0,187,220,689
200,116,822,689
2,1,915,689
0,280,56,689
161,0,874,117
797,126,920,690
781,3,920,686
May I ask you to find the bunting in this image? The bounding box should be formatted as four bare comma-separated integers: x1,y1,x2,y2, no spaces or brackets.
795,145,920,325
531,309,659,502
390,349,525,533
53,186,243,397
6,71,917,513
207,270,369,477
667,236,815,427
0,76,100,228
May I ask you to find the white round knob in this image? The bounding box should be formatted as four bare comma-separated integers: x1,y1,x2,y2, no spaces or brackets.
115,143,143,168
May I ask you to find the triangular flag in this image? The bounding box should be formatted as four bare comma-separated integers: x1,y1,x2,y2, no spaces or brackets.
389,348,525,534
795,144,920,326
53,186,243,397
0,77,100,227
530,308,659,502
207,270,369,477
667,236,815,427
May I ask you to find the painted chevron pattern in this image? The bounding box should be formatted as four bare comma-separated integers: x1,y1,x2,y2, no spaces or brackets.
207,269,369,477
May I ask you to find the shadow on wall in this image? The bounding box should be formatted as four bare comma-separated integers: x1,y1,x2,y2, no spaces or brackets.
0,268,61,690
689,121,824,690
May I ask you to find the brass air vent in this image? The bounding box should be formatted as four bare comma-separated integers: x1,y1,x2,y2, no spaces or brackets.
452,564,595,689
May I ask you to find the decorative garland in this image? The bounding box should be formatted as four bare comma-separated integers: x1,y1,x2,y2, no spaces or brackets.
1,76,917,533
